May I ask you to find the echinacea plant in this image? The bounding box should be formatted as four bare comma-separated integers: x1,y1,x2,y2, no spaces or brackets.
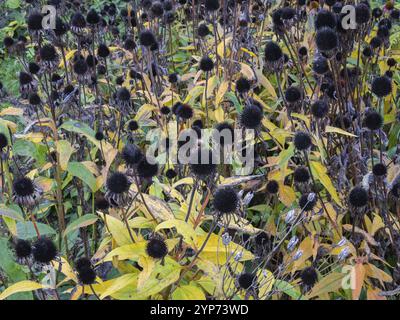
0,0,399,302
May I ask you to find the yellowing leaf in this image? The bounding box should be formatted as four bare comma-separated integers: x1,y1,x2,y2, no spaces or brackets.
103,239,178,262
310,161,341,206
195,232,254,264
102,214,135,246
137,256,155,289
64,214,99,237
364,263,392,285
217,36,232,58
156,219,196,245
172,285,206,300
184,86,204,104
128,216,156,229
293,236,313,271
255,69,277,98
240,63,255,80
103,242,146,262
216,81,229,106
0,107,23,116
54,257,78,285
305,272,346,299
59,49,77,67
214,106,224,123
240,47,257,58
140,193,175,221
220,215,263,235
257,269,275,298
342,224,378,246
352,263,365,300
278,184,296,207
0,281,44,300
325,126,357,137
135,104,157,121
56,140,74,171
99,273,137,300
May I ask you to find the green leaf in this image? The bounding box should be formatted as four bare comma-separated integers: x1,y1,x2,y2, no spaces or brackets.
225,92,242,113
6,0,21,9
64,214,99,237
16,221,56,240
0,238,32,300
67,162,97,191
12,140,46,165
0,206,24,221
278,143,294,168
60,120,100,147
274,280,302,300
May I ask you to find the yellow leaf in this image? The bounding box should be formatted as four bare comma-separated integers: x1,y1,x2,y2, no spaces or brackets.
325,126,357,137
257,269,275,298
128,216,156,229
364,263,392,285
135,104,157,121
305,272,346,299
35,176,54,192
293,236,313,271
324,202,338,224
214,106,224,123
240,47,257,58
103,242,146,262
173,177,194,188
217,36,232,58
255,69,277,98
59,49,77,68
103,239,178,262
139,193,175,221
0,107,23,116
206,75,218,98
54,256,79,285
367,288,386,300
196,277,216,295
184,86,204,104
102,214,135,246
14,132,44,143
172,285,206,300
0,281,44,300
156,219,196,245
342,225,378,246
215,81,229,106
56,140,74,171
352,263,365,300
278,184,296,207
178,45,196,51
371,214,385,235
291,113,310,127
310,161,341,206
219,174,263,187
129,264,181,300
220,214,263,235
99,273,137,300
195,232,254,264
240,63,255,79
137,256,155,289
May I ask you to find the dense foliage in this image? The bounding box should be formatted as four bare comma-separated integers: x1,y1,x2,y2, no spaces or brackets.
0,0,399,300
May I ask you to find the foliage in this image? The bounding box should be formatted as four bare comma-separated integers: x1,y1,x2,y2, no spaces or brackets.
0,0,399,301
